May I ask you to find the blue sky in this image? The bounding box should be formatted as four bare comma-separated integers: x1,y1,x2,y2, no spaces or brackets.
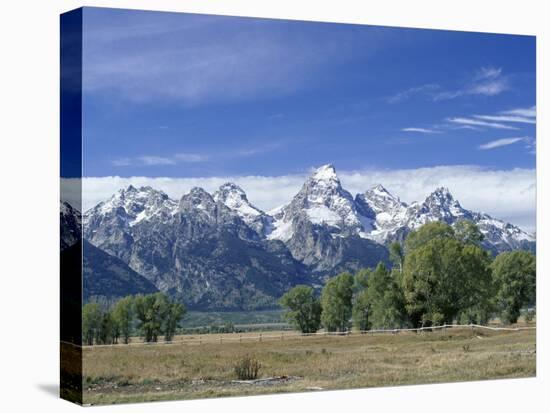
82,7,535,178
77,7,536,231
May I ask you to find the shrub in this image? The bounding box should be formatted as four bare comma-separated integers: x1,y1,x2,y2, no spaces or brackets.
234,355,261,380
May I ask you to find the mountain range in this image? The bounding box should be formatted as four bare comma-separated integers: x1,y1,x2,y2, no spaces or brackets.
61,164,535,310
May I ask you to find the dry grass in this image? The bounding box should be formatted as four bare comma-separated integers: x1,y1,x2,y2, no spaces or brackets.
82,327,535,405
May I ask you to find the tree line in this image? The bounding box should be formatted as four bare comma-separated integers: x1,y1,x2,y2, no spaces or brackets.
82,292,186,345
280,221,536,333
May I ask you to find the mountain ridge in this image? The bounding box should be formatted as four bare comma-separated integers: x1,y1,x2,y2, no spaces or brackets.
74,164,535,310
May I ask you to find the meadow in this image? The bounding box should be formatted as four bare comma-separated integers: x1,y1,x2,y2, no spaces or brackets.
81,325,536,405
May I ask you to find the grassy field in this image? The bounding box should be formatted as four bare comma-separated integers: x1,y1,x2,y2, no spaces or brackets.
81,326,536,405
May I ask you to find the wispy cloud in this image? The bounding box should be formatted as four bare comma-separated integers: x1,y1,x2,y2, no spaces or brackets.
112,152,208,167
401,127,442,134
387,84,440,104
502,106,536,117
174,153,209,162
447,117,519,130
83,10,380,106
111,142,287,167
473,115,536,124
434,66,508,101
390,66,509,104
478,137,527,150
236,141,287,157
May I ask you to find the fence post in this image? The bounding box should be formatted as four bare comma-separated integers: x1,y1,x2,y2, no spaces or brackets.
259,333,262,342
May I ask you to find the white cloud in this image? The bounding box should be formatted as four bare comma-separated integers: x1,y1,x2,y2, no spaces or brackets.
478,137,526,150
473,115,536,124
173,153,210,162
387,84,440,104
76,165,536,233
83,12,377,107
138,156,177,166
502,106,536,118
447,117,519,130
401,127,441,134
433,66,508,101
112,153,208,167
475,67,502,80
467,79,508,96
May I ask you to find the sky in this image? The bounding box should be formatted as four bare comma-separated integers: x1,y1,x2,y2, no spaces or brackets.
78,7,536,231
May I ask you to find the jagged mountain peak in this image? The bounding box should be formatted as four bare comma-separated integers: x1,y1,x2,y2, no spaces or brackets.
180,187,216,211
268,164,363,242
427,186,454,200
365,184,402,202
360,184,406,215
422,187,464,216
214,182,248,202
213,182,271,235
214,183,262,215
311,163,338,181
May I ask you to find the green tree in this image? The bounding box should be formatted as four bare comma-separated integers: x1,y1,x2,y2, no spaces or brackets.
97,311,114,345
352,289,370,331
163,302,186,341
321,272,354,332
366,263,407,329
405,221,455,252
279,285,322,333
457,244,494,324
402,223,492,327
454,219,484,246
134,293,169,342
389,242,404,272
492,250,536,324
82,303,102,345
354,268,371,291
111,296,134,344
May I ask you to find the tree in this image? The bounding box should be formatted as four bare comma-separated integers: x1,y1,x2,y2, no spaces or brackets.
82,303,102,345
365,263,407,329
134,293,169,342
98,311,114,345
352,289,370,331
402,223,492,327
492,250,536,324
456,244,494,324
389,242,404,272
352,268,372,331
405,221,455,252
111,296,134,344
321,272,354,332
279,285,322,333
163,302,186,341
454,219,484,246
354,268,371,292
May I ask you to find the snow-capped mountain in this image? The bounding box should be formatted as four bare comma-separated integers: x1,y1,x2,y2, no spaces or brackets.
267,164,388,272
60,201,81,250
83,184,308,310
355,184,409,243
213,183,272,236
356,184,535,253
268,164,365,241
81,164,535,310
